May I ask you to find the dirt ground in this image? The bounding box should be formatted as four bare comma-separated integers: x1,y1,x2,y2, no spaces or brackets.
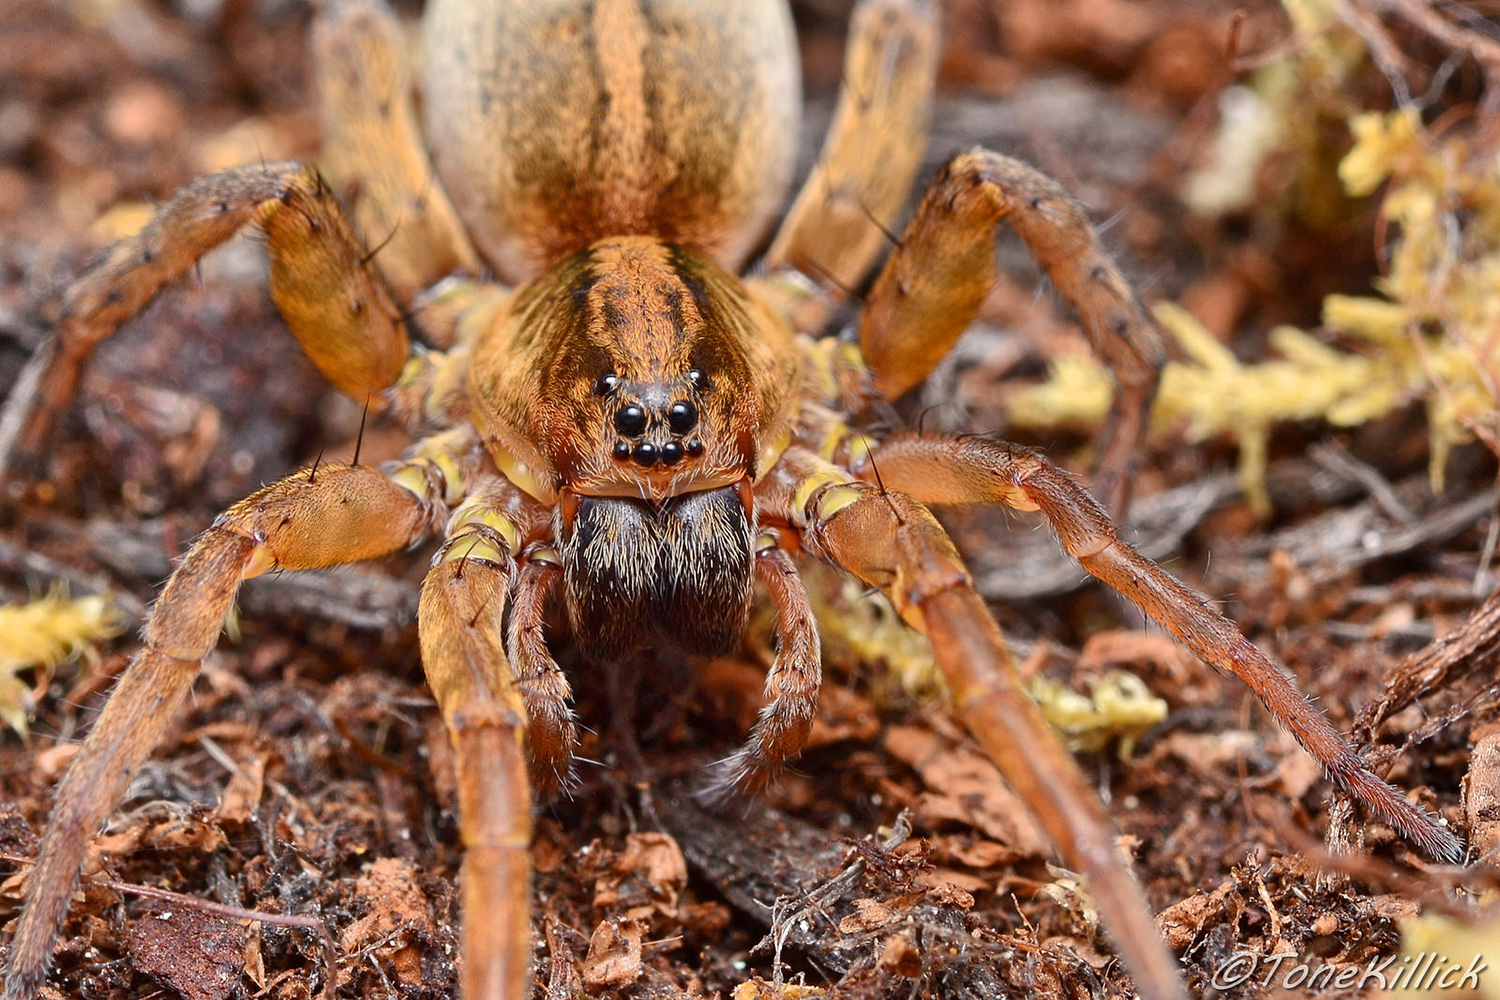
0,0,1494,998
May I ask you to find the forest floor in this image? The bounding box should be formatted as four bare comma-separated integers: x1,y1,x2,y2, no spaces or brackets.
0,0,1494,998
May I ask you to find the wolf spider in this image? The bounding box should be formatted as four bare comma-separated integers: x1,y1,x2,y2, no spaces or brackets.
0,0,1463,998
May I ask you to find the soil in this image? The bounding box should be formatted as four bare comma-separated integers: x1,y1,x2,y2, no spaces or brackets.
0,1,1492,999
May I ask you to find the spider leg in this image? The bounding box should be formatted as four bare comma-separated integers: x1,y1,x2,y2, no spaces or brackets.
859,430,1467,864
758,0,938,323
313,0,479,300
859,150,1167,516
703,541,822,801
419,486,540,1000
508,550,576,799
2,462,440,1000
0,163,409,478
761,446,1188,1000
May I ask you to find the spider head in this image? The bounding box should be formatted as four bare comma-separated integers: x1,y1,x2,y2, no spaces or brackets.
470,236,798,504
468,236,793,659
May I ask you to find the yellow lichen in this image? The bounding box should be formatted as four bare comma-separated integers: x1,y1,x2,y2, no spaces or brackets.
1030,670,1167,758
1009,8,1500,514
0,588,122,738
783,564,1167,758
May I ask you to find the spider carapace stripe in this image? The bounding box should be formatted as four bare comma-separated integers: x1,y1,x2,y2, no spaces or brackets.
468,235,801,505
2,0,1466,999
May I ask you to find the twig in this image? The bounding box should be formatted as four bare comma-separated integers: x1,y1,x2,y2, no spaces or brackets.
754,812,912,985
1309,442,1416,524
1369,0,1500,79
1354,579,1500,742
0,853,337,1000
1250,806,1482,915
1335,0,1417,106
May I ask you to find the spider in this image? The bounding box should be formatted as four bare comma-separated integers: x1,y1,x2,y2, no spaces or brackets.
0,0,1465,998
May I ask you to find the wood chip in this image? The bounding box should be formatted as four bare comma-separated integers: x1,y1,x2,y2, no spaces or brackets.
1464,731,1500,864
129,903,246,1000
581,917,643,989
882,724,1050,855
337,857,433,989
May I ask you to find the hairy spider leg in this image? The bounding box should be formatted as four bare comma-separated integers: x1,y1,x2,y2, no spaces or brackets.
859,430,1466,864
703,542,823,799
858,151,1167,517
418,480,549,1000
508,553,576,798
0,163,411,478
758,446,1190,1000
313,0,478,301
763,0,939,299
3,462,442,1000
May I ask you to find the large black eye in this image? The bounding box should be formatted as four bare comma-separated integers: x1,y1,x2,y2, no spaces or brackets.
614,404,647,436
666,401,697,435
686,367,711,391
593,372,620,396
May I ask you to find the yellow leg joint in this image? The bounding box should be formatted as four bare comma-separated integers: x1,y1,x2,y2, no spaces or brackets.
429,451,467,507
441,503,521,564
526,545,562,567
439,531,510,565
243,545,278,580
790,470,854,528
844,433,876,471
391,462,435,502
812,484,865,524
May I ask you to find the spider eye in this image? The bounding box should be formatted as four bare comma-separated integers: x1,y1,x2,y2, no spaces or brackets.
686,367,711,391
666,400,698,434
593,372,620,396
614,404,648,437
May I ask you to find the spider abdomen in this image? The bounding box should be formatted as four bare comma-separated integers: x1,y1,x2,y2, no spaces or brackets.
422,0,800,281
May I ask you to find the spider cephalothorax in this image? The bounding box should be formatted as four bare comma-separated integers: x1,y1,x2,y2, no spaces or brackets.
0,1,1464,999
470,237,799,504
474,235,800,662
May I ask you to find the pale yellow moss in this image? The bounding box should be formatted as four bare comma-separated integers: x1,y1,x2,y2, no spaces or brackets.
1339,110,1421,197
1182,87,1284,216
787,564,1166,758
1029,670,1168,757
1010,88,1500,513
1009,302,1407,515
1321,294,1407,346
732,982,826,1000
0,588,122,738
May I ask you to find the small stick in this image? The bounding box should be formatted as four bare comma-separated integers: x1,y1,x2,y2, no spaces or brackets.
0,853,337,1000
